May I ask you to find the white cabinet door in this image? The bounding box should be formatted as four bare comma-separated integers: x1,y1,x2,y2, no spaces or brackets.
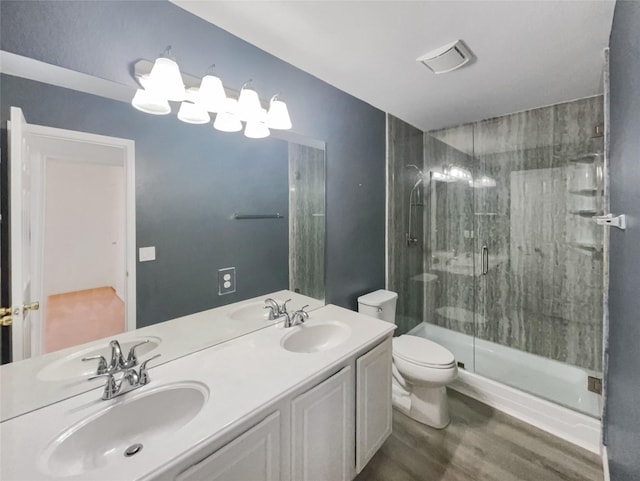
176,411,281,481
291,366,355,481
356,338,392,472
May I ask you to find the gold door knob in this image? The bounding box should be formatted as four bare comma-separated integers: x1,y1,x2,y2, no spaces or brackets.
1,315,12,327
23,301,40,312
0,307,12,316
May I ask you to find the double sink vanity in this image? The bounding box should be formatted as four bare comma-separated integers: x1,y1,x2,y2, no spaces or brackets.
0,292,395,481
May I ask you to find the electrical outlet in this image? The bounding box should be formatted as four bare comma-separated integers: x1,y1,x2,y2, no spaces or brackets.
218,267,236,295
139,246,156,262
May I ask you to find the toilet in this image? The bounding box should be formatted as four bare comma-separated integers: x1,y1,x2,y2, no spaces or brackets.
358,289,458,429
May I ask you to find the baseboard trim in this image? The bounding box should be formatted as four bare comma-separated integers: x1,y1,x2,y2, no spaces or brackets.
450,369,602,454
602,445,610,481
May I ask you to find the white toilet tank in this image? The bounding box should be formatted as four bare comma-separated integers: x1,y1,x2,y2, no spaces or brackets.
357,289,398,324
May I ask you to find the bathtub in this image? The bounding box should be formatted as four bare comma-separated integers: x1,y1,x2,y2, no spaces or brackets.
409,321,602,453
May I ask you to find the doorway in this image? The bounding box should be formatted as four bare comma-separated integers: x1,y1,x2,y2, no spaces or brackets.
6,107,136,361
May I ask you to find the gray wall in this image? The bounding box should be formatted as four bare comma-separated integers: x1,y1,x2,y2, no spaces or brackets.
605,1,640,479
0,1,386,322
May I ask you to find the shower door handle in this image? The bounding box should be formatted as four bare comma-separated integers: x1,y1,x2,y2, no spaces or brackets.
481,245,489,275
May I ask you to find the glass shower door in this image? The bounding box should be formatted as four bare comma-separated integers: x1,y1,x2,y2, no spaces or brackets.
420,125,477,371
473,98,605,417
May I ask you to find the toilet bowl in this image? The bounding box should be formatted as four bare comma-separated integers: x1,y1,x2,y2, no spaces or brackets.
357,289,458,429
391,335,458,428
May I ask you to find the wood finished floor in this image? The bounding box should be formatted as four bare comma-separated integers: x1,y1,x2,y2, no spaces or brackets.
355,390,602,481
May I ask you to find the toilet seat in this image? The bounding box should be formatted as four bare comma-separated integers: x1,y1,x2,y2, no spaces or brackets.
393,335,456,369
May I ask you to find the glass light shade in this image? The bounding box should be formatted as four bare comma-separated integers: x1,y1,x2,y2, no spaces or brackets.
244,108,270,139
199,74,227,113
213,98,242,132
236,86,262,122
469,176,497,188
446,166,472,182
147,57,186,102
131,89,171,115
431,171,454,183
177,101,210,124
266,97,292,130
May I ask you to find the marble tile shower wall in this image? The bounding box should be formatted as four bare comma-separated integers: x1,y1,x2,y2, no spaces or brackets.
289,144,326,300
388,97,604,371
387,115,424,335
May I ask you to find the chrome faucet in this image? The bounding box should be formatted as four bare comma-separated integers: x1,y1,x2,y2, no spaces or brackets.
107,340,125,371
284,305,309,328
82,339,151,376
264,298,291,320
89,354,161,400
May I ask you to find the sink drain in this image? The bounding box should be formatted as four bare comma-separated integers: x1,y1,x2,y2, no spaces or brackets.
124,443,143,457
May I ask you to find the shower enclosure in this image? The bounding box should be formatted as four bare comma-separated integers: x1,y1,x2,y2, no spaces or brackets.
387,96,605,418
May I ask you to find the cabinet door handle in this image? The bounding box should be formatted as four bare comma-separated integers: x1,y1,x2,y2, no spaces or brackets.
482,245,489,275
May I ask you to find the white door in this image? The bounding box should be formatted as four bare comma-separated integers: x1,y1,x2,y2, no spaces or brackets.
291,366,355,481
8,106,39,362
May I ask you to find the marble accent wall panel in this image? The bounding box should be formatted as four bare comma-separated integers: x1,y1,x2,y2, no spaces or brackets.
289,144,326,300
386,114,424,335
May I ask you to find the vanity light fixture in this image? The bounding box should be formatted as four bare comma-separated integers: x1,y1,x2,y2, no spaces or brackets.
214,98,243,132
244,108,270,139
266,95,292,130
236,81,263,122
131,88,171,115
131,51,293,138
146,47,186,102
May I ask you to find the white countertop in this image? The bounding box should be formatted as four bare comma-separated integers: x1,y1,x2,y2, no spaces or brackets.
0,290,322,421
0,304,394,481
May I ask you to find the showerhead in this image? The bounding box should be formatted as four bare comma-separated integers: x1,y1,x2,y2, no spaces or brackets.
406,164,423,175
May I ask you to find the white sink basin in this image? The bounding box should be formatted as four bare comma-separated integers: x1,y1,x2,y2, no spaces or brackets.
229,300,287,322
281,321,351,353
37,337,162,383
40,381,208,477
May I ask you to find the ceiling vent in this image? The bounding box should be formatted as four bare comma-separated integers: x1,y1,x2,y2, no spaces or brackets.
417,40,473,74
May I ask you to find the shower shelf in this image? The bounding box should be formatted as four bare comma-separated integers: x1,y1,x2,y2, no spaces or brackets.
568,189,601,196
568,242,603,253
570,210,603,217
568,152,603,164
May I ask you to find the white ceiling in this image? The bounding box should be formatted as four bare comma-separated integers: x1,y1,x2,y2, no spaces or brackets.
172,0,615,131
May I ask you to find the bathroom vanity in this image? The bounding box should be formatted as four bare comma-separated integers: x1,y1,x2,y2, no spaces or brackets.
0,304,394,481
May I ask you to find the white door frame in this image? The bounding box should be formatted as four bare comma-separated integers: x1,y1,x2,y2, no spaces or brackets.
12,121,136,357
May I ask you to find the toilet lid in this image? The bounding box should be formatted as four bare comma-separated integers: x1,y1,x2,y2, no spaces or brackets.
393,335,455,368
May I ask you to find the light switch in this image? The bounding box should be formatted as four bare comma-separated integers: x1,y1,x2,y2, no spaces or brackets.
218,267,236,295
139,246,156,262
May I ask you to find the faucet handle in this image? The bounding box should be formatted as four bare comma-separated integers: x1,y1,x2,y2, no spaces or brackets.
82,355,108,375
124,340,150,368
280,299,292,315
108,339,125,370
264,305,278,320
88,372,119,400
291,305,310,326
139,354,161,385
